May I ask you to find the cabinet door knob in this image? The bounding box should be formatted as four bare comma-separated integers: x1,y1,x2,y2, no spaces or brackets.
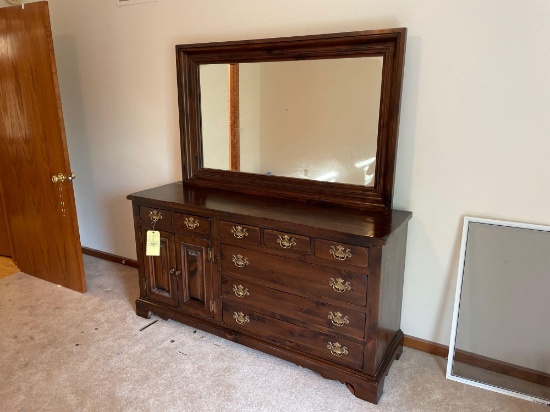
327,342,348,357
277,235,296,249
328,311,350,327
329,278,351,293
232,254,249,268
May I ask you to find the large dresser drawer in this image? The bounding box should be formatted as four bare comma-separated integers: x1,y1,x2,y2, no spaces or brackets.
222,276,366,339
223,302,364,370
220,244,368,306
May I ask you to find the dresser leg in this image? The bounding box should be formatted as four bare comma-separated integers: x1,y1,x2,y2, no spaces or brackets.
395,343,404,360
345,378,384,404
135,298,152,319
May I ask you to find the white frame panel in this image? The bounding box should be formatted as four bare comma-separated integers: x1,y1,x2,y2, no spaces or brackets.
446,216,550,407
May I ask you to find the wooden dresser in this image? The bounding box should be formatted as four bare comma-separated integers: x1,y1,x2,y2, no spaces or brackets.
128,183,411,403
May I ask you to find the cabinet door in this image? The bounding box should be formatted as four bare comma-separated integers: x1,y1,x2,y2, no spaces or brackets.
175,234,213,318
142,228,178,306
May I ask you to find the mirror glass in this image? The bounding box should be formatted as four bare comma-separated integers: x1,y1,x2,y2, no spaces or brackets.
200,57,383,186
448,218,550,406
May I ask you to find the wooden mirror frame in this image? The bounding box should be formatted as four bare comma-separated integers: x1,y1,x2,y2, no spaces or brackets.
176,28,406,212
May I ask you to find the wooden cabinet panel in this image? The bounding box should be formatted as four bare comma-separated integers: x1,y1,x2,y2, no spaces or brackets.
222,302,364,370
175,234,212,318
142,228,177,306
219,221,261,245
222,276,366,339
263,229,310,254
220,244,368,306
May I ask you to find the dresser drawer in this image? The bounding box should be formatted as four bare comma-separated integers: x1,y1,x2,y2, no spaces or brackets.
219,221,261,245
139,206,172,226
223,302,363,370
264,229,310,254
173,212,210,235
222,276,365,339
315,239,369,268
221,245,368,306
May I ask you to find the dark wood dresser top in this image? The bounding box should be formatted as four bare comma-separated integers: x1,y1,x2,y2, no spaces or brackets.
128,182,412,245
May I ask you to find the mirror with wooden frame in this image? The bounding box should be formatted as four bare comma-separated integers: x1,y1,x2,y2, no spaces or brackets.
176,28,406,212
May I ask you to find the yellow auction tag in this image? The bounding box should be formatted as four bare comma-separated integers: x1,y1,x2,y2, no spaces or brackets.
146,230,160,256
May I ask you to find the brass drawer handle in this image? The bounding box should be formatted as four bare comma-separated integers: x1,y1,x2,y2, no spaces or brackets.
233,312,250,325
232,254,249,268
233,284,249,298
327,342,348,357
328,312,349,327
329,278,351,293
149,210,162,224
231,226,248,239
277,235,297,249
184,217,200,229
329,245,352,261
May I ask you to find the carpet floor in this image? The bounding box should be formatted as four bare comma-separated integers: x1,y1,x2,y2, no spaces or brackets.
0,255,545,411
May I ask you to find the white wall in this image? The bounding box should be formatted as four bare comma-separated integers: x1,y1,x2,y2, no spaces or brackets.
43,0,550,345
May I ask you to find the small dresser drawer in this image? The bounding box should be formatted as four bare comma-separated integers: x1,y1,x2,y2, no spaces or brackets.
264,229,310,254
221,245,368,306
223,303,363,369
139,206,172,226
173,212,210,235
219,221,260,245
222,276,366,339
315,240,369,268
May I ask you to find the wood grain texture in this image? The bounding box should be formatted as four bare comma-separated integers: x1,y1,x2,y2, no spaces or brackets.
229,63,240,171
175,28,407,212
0,2,85,292
0,179,12,257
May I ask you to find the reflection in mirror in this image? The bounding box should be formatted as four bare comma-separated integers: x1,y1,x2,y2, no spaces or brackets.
447,217,550,406
200,57,383,186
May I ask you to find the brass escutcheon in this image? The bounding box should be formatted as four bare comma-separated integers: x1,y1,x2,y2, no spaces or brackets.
277,235,297,249
329,278,351,293
231,226,248,239
327,342,348,357
148,210,162,224
328,311,350,327
233,312,250,325
329,245,352,261
232,254,249,268
233,284,249,298
184,217,200,229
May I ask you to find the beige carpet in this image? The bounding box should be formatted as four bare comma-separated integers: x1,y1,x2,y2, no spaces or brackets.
0,255,545,412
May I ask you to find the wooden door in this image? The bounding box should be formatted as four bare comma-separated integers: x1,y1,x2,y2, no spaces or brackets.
175,234,213,318
142,228,178,306
0,2,86,292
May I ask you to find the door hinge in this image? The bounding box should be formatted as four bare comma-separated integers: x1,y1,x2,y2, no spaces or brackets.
139,231,143,243
208,248,213,261
210,300,216,313
143,278,147,291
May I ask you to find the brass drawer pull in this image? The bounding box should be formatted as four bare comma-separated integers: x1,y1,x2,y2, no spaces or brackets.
329,278,351,293
231,226,248,239
328,312,349,327
233,312,250,325
329,245,352,261
232,254,249,268
327,342,348,357
233,284,249,298
277,235,297,249
149,210,162,224
184,217,200,229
